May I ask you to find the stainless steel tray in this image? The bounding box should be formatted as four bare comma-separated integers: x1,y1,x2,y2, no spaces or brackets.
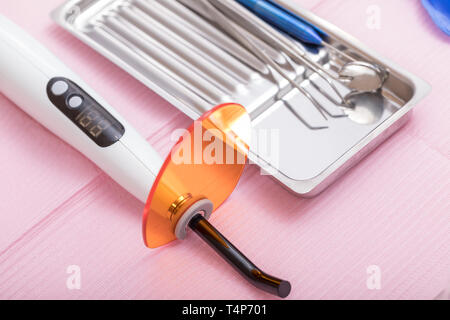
52,0,431,197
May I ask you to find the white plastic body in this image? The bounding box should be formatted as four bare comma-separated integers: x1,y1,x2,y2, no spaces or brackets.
0,15,163,203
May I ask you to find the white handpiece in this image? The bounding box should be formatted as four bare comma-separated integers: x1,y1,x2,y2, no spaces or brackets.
0,15,163,202
0,17,293,298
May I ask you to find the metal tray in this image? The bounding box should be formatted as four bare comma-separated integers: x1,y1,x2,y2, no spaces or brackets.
52,0,431,197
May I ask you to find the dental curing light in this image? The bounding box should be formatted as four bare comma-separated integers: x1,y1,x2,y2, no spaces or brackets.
0,15,290,298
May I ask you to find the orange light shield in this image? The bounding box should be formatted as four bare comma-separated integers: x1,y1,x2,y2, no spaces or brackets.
143,103,252,248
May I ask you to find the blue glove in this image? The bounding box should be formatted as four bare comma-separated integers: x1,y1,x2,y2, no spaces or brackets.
422,0,450,36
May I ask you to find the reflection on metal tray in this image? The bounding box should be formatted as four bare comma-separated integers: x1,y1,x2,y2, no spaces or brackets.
52,0,431,197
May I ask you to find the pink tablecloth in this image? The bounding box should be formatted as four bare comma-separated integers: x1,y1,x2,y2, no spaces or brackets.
0,0,448,299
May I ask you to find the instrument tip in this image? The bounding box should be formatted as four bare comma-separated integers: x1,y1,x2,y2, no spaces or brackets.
277,280,291,298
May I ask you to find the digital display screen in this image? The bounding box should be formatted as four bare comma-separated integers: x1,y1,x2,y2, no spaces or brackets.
75,108,114,139
47,77,125,147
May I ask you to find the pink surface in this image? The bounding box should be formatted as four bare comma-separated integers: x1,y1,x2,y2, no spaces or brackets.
0,0,448,299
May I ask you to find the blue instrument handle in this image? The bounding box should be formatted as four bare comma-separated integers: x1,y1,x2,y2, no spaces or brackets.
264,0,328,38
236,0,326,45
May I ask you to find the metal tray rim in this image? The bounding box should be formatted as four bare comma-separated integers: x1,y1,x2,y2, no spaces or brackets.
257,0,432,196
